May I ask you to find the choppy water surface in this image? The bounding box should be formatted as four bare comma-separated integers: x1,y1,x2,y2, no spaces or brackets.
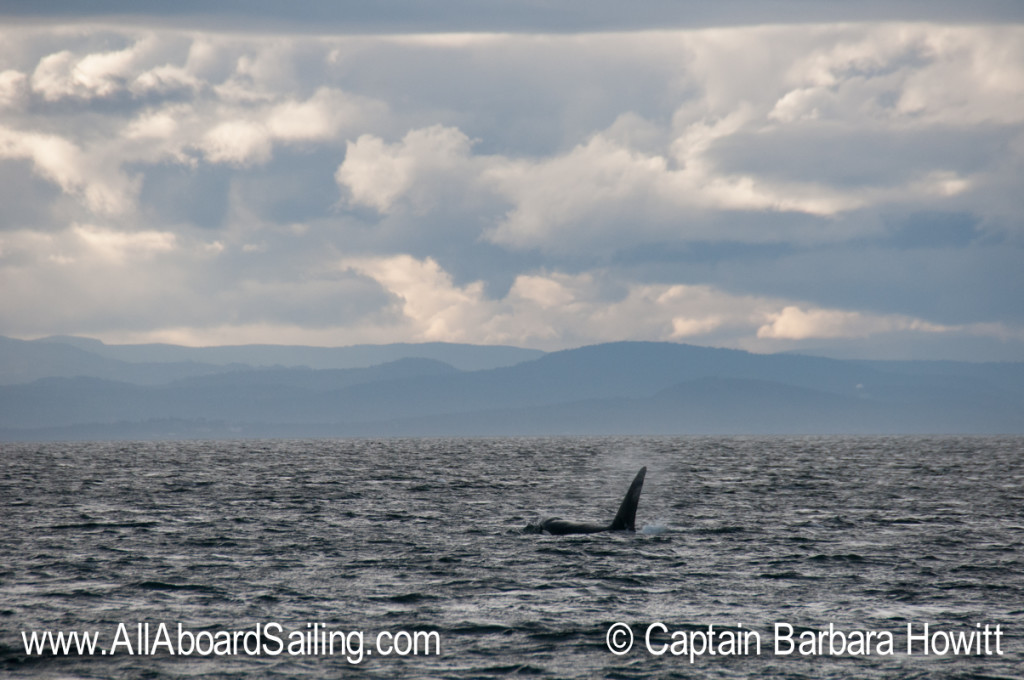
2,436,1023,678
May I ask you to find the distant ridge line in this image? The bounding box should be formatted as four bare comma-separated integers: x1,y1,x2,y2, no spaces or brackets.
1,339,1021,439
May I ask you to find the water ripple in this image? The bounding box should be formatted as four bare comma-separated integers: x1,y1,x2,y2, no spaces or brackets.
2,436,1023,678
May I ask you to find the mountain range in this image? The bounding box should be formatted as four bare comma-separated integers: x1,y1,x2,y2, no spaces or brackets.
0,336,1021,439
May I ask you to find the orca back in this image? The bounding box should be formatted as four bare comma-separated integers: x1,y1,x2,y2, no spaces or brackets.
538,519,608,535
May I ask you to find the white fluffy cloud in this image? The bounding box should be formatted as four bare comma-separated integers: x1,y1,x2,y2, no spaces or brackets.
200,87,388,166
0,125,140,215
0,21,1021,358
337,125,477,213
200,119,273,166
334,22,1024,254
1,30,391,217
756,305,948,340
0,69,28,108
335,121,869,253
339,253,999,352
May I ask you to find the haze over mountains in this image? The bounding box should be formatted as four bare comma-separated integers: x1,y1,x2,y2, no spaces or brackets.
0,336,1021,440
0,335,542,384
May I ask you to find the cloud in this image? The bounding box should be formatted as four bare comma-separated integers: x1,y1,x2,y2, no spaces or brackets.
483,125,866,252
341,254,493,342
266,87,367,141
200,119,273,166
0,125,139,215
339,253,999,352
199,86,390,166
0,224,189,336
28,35,195,102
336,119,864,255
124,107,180,140
32,48,123,101
0,21,1021,359
756,305,947,340
336,125,475,213
329,23,1024,255
0,28,391,215
0,221,389,341
895,26,1024,125
72,223,177,262
0,69,28,108
0,224,182,271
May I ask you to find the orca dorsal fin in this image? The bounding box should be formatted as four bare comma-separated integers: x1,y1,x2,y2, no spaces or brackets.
609,466,646,531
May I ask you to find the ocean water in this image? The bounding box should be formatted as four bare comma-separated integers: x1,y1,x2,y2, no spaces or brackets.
2,436,1023,679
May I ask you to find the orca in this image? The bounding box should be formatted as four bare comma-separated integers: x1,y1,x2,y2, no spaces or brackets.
525,466,646,535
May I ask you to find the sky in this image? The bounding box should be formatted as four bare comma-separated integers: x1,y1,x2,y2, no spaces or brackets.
0,2,1022,360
